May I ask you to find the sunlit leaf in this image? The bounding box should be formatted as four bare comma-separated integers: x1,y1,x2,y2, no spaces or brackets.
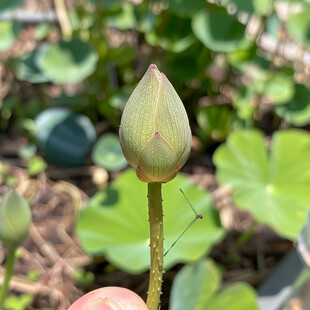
28,156,47,176
4,294,33,310
76,169,224,274
170,259,258,310
192,4,252,52
92,133,128,171
214,129,310,240
36,39,98,84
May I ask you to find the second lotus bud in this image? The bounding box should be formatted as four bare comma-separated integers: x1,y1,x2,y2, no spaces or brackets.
120,64,191,183
0,190,31,250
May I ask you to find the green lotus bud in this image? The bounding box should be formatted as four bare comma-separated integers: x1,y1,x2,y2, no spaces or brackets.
0,190,31,250
120,64,191,183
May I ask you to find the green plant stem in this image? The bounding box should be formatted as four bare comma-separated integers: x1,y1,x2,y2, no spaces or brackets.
54,0,72,38
0,248,17,308
146,182,164,310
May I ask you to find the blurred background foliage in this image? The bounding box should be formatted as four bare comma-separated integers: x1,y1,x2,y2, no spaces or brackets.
2,0,310,308
3,0,310,155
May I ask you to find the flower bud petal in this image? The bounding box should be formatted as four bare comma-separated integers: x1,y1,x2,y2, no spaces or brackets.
120,64,191,183
137,131,178,183
120,65,161,168
156,73,191,163
0,190,31,250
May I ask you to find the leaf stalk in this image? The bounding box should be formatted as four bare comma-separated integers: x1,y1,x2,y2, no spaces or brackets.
0,248,17,307
146,182,164,310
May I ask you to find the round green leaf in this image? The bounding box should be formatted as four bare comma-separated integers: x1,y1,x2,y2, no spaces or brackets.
214,129,310,240
169,259,258,310
0,21,21,51
206,283,258,310
15,49,51,83
192,4,252,52
170,260,220,310
76,169,224,274
35,108,96,167
287,8,310,47
0,0,23,13
253,0,277,15
36,39,98,84
275,83,310,126
92,133,128,171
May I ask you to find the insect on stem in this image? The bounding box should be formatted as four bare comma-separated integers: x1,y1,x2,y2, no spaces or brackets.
164,188,203,257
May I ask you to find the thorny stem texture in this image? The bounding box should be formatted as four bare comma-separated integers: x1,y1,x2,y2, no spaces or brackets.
0,248,17,308
146,182,164,310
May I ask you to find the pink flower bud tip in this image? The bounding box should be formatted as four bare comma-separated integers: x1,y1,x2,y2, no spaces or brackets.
69,287,148,310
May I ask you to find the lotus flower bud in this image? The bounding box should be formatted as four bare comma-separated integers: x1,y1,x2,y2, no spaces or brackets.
119,64,191,183
69,287,148,310
0,190,31,250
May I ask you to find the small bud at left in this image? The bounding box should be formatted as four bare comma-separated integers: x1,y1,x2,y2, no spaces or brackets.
0,190,31,250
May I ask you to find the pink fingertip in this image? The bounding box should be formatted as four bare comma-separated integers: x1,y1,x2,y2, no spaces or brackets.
68,287,148,310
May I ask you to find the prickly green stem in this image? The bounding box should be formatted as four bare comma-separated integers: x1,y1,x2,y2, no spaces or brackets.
146,182,164,310
0,248,17,307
